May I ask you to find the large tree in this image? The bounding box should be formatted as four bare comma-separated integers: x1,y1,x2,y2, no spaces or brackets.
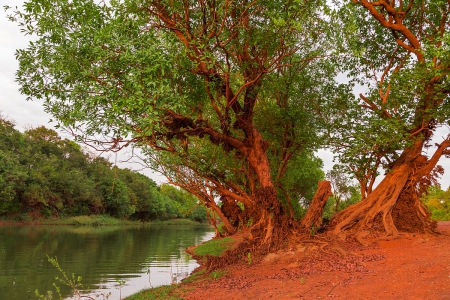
329,0,450,237
8,0,338,246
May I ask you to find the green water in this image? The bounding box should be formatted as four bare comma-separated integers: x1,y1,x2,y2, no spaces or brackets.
0,224,214,300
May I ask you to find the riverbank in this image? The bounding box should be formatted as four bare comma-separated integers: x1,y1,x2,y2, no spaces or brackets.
126,221,450,300
0,216,207,226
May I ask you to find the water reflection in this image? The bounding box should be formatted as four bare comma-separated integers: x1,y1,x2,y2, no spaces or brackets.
0,225,214,300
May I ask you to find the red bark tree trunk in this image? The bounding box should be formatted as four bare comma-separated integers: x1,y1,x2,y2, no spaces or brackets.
300,180,332,233
331,139,436,236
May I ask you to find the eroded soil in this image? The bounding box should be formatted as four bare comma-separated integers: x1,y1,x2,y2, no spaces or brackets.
182,222,450,300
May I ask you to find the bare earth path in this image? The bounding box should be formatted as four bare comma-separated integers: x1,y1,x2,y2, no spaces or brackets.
182,222,450,300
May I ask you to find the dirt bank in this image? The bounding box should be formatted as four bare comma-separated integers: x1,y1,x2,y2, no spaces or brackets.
175,222,450,300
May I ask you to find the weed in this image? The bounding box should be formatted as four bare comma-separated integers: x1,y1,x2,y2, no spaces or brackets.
310,224,316,237
116,278,126,300
247,252,252,265
143,258,153,288
210,270,226,281
167,240,182,284
35,256,111,300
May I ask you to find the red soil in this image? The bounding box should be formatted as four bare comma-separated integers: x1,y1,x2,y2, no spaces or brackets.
183,222,450,300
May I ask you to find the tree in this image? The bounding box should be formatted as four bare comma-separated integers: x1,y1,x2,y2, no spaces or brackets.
421,185,450,221
329,0,450,236
326,165,357,214
0,116,27,215
8,0,339,246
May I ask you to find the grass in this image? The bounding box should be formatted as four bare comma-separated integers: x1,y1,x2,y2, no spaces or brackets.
149,219,208,226
193,237,235,257
124,284,185,300
0,215,208,226
210,270,227,280
44,215,142,226
181,269,207,283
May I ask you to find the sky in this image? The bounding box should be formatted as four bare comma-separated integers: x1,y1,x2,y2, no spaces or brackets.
0,0,449,189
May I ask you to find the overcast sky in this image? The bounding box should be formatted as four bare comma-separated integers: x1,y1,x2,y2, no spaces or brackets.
0,0,449,189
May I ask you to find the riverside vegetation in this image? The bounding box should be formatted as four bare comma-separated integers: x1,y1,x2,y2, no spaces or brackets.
0,117,207,223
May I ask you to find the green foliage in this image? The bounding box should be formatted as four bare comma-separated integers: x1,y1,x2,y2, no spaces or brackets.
0,115,205,223
193,237,235,257
421,185,450,221
6,0,339,230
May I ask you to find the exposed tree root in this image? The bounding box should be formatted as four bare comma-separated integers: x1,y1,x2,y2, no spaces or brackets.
329,245,347,257
331,164,410,237
355,230,370,247
331,140,444,238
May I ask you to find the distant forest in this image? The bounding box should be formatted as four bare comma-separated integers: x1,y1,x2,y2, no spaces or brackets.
0,117,206,222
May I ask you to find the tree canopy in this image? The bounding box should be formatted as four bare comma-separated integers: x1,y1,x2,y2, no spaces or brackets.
7,0,337,246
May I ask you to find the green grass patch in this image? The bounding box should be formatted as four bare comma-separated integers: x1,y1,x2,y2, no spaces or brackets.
193,237,235,257
149,218,207,226
0,215,208,227
210,270,227,280
181,269,207,284
50,215,141,226
125,284,184,300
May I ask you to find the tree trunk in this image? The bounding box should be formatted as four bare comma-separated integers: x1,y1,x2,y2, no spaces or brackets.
300,180,332,233
206,200,237,234
331,163,410,236
331,139,438,236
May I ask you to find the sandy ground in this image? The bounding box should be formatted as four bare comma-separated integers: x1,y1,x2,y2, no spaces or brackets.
181,222,450,300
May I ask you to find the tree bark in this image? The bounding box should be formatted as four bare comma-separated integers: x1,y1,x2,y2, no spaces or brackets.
331,138,446,236
300,180,332,232
331,140,421,236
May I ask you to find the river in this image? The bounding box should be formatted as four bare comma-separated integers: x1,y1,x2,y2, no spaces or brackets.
0,224,214,300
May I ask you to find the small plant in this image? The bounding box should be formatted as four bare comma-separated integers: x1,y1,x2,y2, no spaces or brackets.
167,240,181,284
310,223,316,237
247,252,252,265
35,256,111,300
299,277,306,285
210,270,226,281
116,278,126,300
143,258,153,289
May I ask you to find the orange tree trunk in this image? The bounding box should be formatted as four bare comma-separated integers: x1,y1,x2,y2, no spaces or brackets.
238,127,289,248
300,180,332,233
331,139,436,236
